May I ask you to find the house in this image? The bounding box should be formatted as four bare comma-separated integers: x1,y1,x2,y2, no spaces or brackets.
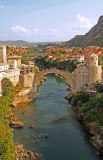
7,55,22,69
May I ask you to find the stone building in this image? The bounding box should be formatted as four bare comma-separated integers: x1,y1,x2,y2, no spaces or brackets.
19,64,34,88
20,64,34,74
0,46,21,96
0,45,8,72
7,60,17,69
71,64,90,92
5,68,20,86
0,68,20,96
0,64,8,72
7,56,22,68
71,53,102,93
0,45,7,64
84,54,101,82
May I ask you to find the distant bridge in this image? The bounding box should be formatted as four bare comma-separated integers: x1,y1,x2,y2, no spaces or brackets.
22,55,37,57
33,69,72,90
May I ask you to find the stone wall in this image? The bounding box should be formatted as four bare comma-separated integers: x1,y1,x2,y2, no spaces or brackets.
84,54,98,67
0,68,20,96
19,73,34,88
0,45,7,64
89,66,102,82
6,68,20,86
71,71,90,93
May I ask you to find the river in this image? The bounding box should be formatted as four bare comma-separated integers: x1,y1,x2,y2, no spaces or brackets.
13,74,100,160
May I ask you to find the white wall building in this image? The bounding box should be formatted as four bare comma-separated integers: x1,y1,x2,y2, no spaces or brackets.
5,68,20,86
0,64,9,72
7,59,17,69
0,68,20,96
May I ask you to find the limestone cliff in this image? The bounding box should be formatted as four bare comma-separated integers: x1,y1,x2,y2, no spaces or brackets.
12,88,32,107
66,16,103,47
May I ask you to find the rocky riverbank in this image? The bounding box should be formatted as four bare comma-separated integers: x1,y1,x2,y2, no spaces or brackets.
77,114,103,157
65,91,103,158
5,108,40,159
15,144,40,160
5,109,24,128
11,88,32,107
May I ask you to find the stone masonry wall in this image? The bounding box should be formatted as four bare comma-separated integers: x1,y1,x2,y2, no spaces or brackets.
19,74,34,88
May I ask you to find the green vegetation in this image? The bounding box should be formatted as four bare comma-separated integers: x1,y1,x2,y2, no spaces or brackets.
0,40,35,47
65,35,84,47
95,83,103,93
34,65,39,73
70,92,90,106
71,92,103,126
21,57,29,65
0,78,20,159
0,115,16,160
81,97,103,125
51,49,66,55
1,78,16,97
35,56,77,72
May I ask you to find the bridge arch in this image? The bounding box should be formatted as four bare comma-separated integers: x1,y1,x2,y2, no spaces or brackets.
34,69,72,89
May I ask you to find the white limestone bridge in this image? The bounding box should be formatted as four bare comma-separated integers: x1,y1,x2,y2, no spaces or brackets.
34,68,72,88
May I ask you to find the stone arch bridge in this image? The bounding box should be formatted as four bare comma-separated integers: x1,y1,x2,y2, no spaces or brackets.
33,69,72,89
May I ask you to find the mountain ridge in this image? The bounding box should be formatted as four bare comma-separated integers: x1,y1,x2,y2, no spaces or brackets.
66,15,103,47
0,40,55,47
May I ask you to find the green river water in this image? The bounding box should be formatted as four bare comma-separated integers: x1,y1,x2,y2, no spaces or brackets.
13,74,100,160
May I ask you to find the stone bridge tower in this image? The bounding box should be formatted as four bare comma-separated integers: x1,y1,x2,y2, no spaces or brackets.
0,45,7,64
84,54,101,82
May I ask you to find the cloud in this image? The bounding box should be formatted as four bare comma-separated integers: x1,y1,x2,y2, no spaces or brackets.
77,14,92,29
11,25,61,39
11,25,31,36
33,27,59,36
0,5,6,9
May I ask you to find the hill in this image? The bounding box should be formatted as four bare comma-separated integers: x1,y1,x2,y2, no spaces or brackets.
0,40,52,47
0,40,35,47
66,15,103,47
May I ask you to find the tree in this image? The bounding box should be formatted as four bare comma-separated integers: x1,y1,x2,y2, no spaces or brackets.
21,57,29,65
1,78,15,97
0,116,16,160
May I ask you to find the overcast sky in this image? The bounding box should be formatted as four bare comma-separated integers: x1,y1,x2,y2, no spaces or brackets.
0,0,103,42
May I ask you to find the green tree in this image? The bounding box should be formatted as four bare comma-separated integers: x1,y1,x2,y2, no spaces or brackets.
21,57,29,65
0,116,16,160
1,78,16,97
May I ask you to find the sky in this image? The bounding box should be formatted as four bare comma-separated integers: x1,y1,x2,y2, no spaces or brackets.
0,0,103,42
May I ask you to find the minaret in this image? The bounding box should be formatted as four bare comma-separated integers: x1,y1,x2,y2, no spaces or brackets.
0,45,7,64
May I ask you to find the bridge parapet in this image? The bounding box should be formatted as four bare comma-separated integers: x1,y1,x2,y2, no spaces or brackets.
34,69,72,87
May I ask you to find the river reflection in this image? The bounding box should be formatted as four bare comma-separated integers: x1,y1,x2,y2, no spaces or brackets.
13,74,100,160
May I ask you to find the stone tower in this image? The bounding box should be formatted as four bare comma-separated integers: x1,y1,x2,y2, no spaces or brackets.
71,64,90,92
84,54,101,82
0,45,7,64
84,53,98,67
